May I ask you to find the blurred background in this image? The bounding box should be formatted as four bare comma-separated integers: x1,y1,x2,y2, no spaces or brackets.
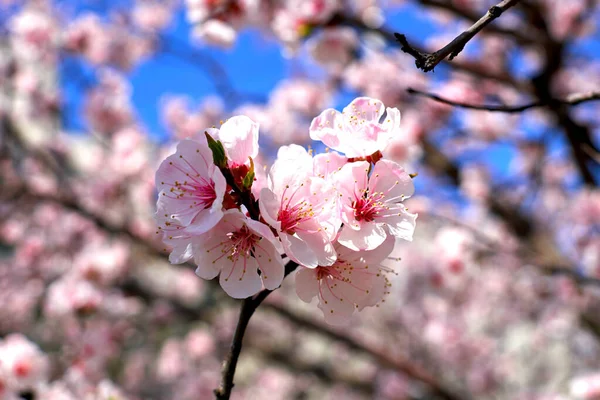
1,0,600,399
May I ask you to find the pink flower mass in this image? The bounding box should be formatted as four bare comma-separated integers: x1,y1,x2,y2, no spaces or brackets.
154,97,417,321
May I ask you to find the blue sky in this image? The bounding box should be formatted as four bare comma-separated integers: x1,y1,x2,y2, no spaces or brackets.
59,3,442,140
51,1,599,189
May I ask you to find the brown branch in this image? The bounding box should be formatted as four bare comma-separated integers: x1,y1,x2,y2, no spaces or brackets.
261,302,467,400
213,259,298,399
214,298,256,400
328,14,529,90
416,0,537,45
395,0,522,72
407,87,600,112
524,3,599,187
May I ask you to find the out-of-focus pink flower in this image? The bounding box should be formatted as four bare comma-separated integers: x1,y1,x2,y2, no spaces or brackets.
295,235,395,324
185,328,215,360
434,227,474,276
0,334,49,393
270,80,331,117
162,96,224,139
84,70,133,134
45,278,103,317
310,97,401,157
9,8,56,58
132,1,173,32
156,339,185,382
570,373,600,399
192,19,237,47
155,137,226,234
110,127,150,177
336,160,416,251
309,27,358,72
73,242,129,285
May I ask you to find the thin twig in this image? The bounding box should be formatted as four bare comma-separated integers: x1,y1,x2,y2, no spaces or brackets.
214,298,256,399
395,0,522,71
407,87,600,112
416,0,537,45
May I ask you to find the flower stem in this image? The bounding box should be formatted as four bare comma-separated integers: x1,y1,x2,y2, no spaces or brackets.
214,298,256,400
214,261,299,399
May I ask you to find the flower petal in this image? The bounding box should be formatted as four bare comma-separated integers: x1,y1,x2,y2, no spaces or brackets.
338,221,387,251
317,277,356,325
258,188,282,231
309,108,343,149
218,256,262,299
169,242,194,264
369,159,414,201
253,240,284,290
295,267,319,302
281,233,318,268
385,207,417,241
218,116,259,165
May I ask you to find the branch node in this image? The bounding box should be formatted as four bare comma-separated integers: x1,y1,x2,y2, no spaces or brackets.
488,5,503,18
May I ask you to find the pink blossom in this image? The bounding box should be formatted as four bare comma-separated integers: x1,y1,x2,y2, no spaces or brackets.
310,97,401,157
270,79,331,117
192,20,237,47
309,27,358,72
155,137,226,235
259,146,340,268
63,14,111,65
73,241,129,285
295,235,395,324
84,70,133,134
212,116,259,166
570,373,600,399
161,95,223,139
132,1,173,32
336,160,416,251
185,328,215,360
9,8,56,58
172,210,284,299
45,277,103,317
0,334,49,393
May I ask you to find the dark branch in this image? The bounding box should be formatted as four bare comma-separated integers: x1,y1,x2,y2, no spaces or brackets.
213,260,298,399
416,0,537,45
407,87,600,112
395,0,522,71
214,298,256,400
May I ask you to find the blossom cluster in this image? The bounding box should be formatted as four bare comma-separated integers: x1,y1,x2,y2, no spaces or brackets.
155,97,417,324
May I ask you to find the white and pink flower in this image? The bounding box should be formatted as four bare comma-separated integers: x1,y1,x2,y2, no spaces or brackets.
155,137,226,235
0,334,49,393
210,115,259,167
310,97,401,158
259,145,340,268
295,235,396,325
336,160,416,251
171,210,284,299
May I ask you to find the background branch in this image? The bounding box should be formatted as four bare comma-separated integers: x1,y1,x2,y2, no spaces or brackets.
395,0,522,71
407,87,600,112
